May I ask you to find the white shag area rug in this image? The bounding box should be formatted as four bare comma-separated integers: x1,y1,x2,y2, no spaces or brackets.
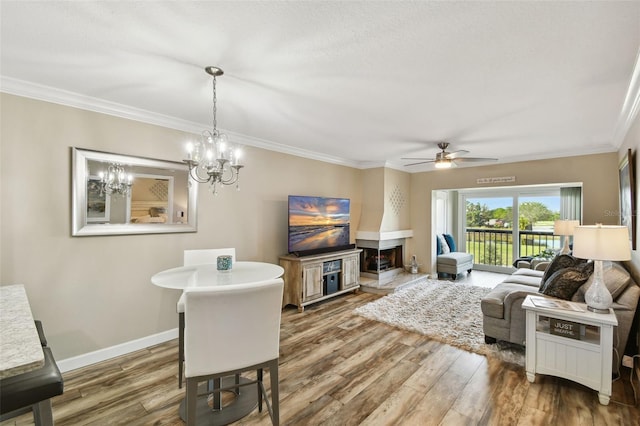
354,278,525,365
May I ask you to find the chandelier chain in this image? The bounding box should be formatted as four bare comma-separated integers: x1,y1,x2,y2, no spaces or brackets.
212,75,217,134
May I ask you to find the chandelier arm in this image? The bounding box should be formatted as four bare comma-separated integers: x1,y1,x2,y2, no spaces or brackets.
187,164,216,184
218,166,242,185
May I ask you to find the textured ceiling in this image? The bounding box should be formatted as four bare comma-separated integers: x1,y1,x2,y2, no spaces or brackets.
1,1,639,171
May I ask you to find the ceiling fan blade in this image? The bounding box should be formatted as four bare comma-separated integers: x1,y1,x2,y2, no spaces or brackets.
404,160,435,166
401,157,433,160
452,157,498,163
444,150,470,159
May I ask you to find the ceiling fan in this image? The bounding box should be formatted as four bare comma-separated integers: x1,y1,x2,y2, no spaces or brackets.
402,142,498,169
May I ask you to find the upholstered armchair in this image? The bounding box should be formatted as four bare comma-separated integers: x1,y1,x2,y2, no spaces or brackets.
436,233,474,279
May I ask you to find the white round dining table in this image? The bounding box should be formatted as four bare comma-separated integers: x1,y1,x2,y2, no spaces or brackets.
150,261,284,290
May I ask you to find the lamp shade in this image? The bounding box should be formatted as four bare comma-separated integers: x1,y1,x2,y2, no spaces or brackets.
572,225,631,261
553,219,579,236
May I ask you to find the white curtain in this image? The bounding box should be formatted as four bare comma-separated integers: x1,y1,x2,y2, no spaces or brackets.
560,187,582,221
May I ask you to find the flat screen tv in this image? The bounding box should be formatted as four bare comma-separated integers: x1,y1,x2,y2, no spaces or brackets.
288,195,352,256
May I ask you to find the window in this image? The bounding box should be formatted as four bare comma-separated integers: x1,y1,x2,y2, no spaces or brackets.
456,185,581,272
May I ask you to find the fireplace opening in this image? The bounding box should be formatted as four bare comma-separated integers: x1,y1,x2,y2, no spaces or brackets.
362,245,403,274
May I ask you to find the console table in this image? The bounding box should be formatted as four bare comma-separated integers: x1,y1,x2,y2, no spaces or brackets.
280,249,362,312
522,295,618,405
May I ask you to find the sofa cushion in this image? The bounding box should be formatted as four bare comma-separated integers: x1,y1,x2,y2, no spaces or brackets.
443,234,457,252
437,251,473,266
501,268,543,288
572,262,632,302
512,268,545,279
540,262,594,300
481,283,538,319
541,254,585,285
502,274,542,287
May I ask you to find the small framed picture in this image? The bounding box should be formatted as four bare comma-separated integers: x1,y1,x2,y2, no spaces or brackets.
87,176,110,223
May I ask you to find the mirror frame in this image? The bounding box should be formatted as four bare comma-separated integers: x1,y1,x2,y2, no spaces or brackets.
71,147,198,236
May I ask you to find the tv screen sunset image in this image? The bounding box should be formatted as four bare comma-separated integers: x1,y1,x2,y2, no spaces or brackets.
288,196,350,253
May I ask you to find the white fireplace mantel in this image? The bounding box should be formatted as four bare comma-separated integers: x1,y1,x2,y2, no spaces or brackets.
355,229,413,241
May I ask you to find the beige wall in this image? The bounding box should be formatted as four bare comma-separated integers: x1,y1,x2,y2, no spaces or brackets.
0,93,362,359
358,168,384,232
409,153,621,274
1,92,633,363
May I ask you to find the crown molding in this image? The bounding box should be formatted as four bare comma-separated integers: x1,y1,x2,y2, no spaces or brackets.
612,46,640,148
0,76,205,134
224,130,361,168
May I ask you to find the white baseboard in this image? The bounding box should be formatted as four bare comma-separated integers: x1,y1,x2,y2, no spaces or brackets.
56,328,178,373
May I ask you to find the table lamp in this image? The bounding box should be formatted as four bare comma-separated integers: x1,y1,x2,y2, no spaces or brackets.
554,219,580,255
572,224,631,313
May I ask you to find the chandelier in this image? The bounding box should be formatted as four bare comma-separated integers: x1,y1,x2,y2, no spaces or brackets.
98,163,133,196
184,66,244,195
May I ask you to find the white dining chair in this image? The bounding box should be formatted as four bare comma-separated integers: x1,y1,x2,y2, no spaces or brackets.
177,248,236,388
183,278,283,425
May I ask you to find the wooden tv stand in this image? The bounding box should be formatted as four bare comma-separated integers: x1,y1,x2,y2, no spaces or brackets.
280,249,362,312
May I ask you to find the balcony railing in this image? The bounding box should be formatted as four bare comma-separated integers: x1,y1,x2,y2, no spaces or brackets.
465,228,559,267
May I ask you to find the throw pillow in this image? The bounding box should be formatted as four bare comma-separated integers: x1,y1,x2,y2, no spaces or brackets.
443,234,457,252
436,236,442,255
541,262,594,300
438,234,450,254
572,262,632,303
541,254,585,286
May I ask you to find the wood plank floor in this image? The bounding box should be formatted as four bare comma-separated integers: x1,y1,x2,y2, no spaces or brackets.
3,288,639,425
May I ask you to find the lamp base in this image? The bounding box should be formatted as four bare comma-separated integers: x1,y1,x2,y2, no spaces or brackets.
586,305,610,314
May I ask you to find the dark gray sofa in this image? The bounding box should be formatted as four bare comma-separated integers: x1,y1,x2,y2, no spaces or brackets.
481,261,640,370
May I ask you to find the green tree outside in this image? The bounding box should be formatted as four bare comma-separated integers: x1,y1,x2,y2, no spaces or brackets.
465,198,561,266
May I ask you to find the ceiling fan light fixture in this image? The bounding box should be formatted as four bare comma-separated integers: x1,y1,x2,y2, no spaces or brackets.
435,158,452,169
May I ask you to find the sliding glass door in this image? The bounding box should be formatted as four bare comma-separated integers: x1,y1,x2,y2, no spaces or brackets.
517,194,561,258
460,186,574,272
465,196,514,271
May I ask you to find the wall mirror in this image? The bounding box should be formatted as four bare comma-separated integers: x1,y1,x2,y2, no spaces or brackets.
72,147,197,236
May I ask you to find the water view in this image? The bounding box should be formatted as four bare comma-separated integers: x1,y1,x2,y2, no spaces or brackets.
289,225,350,252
